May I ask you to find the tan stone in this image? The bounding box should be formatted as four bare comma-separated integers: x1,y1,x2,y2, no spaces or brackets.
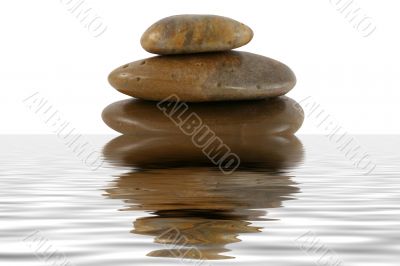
108,51,296,102
140,15,253,54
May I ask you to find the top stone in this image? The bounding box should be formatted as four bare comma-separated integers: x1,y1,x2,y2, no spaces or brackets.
140,14,253,55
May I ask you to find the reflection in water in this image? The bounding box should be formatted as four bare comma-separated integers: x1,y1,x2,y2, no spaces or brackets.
103,134,304,170
103,134,304,260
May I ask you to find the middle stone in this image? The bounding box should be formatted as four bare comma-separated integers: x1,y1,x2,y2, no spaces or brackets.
108,51,296,102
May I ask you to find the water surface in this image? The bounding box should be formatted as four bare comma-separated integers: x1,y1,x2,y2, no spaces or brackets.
0,135,399,266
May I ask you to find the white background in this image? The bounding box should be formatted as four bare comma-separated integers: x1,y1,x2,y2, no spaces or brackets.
1,0,399,134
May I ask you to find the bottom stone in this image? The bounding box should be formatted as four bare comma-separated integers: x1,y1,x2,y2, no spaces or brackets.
102,96,304,136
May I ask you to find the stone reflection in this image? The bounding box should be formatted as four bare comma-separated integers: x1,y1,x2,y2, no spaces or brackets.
103,134,303,260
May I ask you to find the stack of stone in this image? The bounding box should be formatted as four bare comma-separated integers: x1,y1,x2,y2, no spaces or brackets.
107,14,297,102
102,15,304,170
102,15,304,257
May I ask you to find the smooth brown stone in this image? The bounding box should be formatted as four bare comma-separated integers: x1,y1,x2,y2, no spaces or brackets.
140,15,253,54
102,134,304,170
101,96,304,136
108,51,296,102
